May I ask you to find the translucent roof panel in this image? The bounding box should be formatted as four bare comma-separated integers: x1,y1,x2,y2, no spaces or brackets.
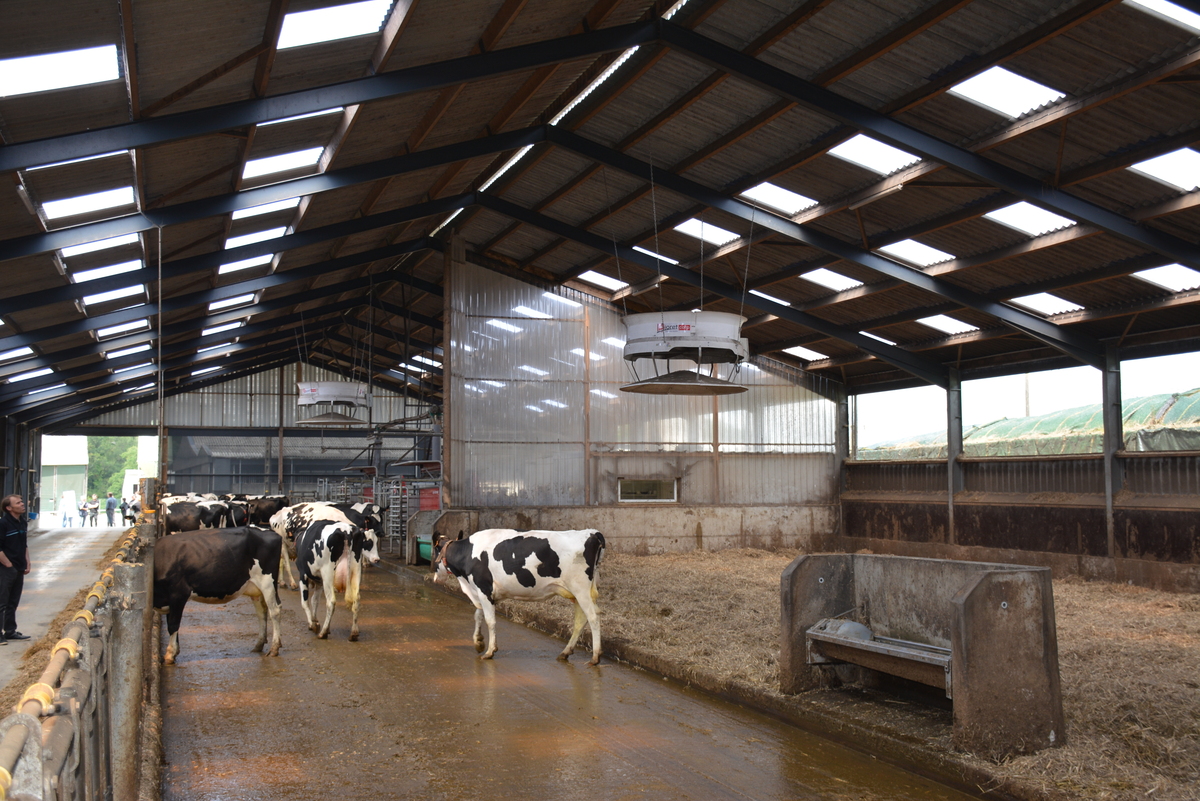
277,0,392,49
984,202,1076,236
61,232,140,258
82,285,143,306
1126,0,1200,33
97,319,149,339
748,289,790,306
783,345,828,361
1128,148,1200,192
828,134,920,175
632,246,679,265
859,331,897,346
208,293,256,312
73,259,142,284
674,218,739,246
1009,292,1083,315
947,66,1064,118
231,198,302,220
43,187,136,220
738,182,817,215
918,315,978,335
1132,263,1200,292
0,347,34,363
227,228,286,249
242,148,324,180
8,368,53,383
801,268,863,292
877,239,955,267
577,270,628,291
105,344,151,360
219,254,274,274
0,45,119,98
191,366,221,376
259,108,343,126
202,321,245,337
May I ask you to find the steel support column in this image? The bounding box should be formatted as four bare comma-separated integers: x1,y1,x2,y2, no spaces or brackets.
1102,348,1124,558
947,369,964,547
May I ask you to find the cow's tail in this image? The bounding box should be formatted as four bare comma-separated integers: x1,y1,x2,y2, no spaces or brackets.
585,530,605,601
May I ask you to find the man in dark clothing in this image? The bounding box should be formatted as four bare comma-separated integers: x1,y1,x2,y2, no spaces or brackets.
0,495,33,646
105,492,117,526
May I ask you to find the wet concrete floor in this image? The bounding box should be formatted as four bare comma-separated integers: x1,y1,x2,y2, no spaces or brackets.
161,566,980,801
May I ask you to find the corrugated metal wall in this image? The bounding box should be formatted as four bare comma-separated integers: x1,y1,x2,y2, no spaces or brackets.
448,262,842,507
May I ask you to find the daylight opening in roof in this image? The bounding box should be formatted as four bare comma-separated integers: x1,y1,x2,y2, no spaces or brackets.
43,187,136,220
577,270,628,292
783,345,827,361
1132,263,1200,292
242,148,324,180
739,182,818,215
412,354,441,366
801,268,862,292
219,255,275,274
232,198,302,220
30,383,67,394
61,232,140,259
208,294,256,313
947,66,1064,118
82,285,143,306
1127,0,1200,33
984,202,1076,236
632,246,679,265
829,135,920,175
0,45,119,98
105,344,151,360
674,219,739,246
859,331,897,346
113,362,152,374
198,342,234,356
1128,148,1200,192
97,319,150,339
918,314,978,335
202,321,246,337
748,289,790,306
191,366,222,377
877,239,955,267
227,227,285,250
27,150,130,172
7,368,53,383
259,108,344,127
0,347,34,363
277,0,392,49
1009,292,1083,315
73,259,142,284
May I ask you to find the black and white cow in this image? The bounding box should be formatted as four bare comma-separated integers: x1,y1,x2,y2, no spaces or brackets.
224,499,249,528
295,520,365,640
161,500,226,534
152,526,284,664
433,528,606,665
269,502,382,589
247,495,290,526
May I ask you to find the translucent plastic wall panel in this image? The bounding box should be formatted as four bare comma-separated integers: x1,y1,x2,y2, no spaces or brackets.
718,453,840,504
452,380,585,444
455,443,585,506
589,389,716,448
589,452,714,504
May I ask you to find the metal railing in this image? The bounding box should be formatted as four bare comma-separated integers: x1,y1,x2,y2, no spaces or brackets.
0,525,156,801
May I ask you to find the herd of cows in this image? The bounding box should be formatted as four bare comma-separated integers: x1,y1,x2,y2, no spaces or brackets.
150,493,607,666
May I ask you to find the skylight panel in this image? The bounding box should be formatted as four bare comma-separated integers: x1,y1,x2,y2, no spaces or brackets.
83,285,143,306
513,305,551,319
1127,0,1200,33
43,187,135,220
31,383,67,394
258,108,344,126
114,362,152,374
801,268,862,292
1128,148,1200,192
0,347,34,363
198,342,234,354
106,344,151,360
412,355,441,368
208,294,256,313
828,135,920,175
877,239,955,267
1132,263,1200,292
947,66,1064,118
73,259,141,284
123,384,155,394
0,45,119,98
783,345,828,361
397,362,426,373
277,0,392,49
227,228,287,250
7,367,53,383
486,320,523,333
674,218,739,246
577,271,628,292
231,198,302,220
632,246,679,265
202,321,245,337
918,315,978,335
191,366,221,376
242,148,324,180
97,319,149,339
739,182,817,215
219,254,274,274
27,150,129,172
61,232,141,259
859,331,897,346
985,202,1076,236
1009,292,1083,315
748,289,790,306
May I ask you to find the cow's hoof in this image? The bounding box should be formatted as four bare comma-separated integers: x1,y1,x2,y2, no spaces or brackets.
587,657,601,667
317,631,329,640
268,648,281,657
557,652,570,662
474,641,485,653
163,656,175,666
349,632,359,642
480,652,495,660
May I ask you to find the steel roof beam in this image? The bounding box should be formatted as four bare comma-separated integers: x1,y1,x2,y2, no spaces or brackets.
476,193,950,388
659,21,1200,272
546,126,1108,370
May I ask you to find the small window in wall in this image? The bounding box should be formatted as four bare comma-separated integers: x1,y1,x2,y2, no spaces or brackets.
618,478,678,503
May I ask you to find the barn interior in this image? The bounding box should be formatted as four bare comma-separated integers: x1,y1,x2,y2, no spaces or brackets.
3,0,1200,591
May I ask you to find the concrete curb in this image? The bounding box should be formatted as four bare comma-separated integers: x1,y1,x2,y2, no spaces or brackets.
373,556,1045,801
